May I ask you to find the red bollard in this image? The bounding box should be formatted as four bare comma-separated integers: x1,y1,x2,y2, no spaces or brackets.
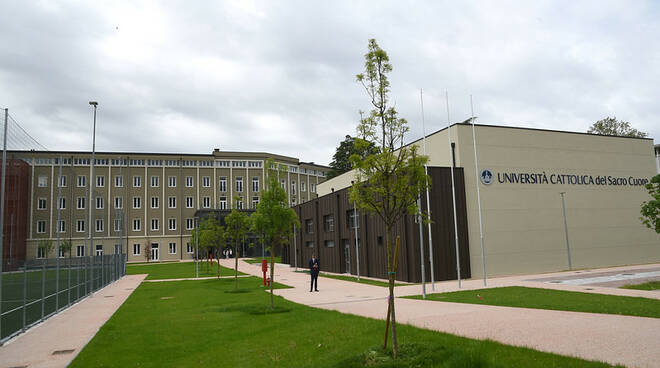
261,259,268,286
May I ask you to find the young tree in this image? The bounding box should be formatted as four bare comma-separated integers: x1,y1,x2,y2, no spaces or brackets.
327,134,379,179
252,160,300,309
192,216,225,273
640,174,660,234
144,239,152,263
59,239,73,258
225,198,252,290
587,116,648,138
350,39,429,358
37,239,54,258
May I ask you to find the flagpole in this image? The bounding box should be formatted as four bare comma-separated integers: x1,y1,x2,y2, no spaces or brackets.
446,91,461,288
470,95,487,286
420,89,435,290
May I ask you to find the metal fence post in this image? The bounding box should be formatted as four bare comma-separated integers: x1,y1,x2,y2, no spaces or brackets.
22,264,27,332
41,260,45,320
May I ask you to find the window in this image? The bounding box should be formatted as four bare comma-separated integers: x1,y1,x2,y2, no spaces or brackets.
291,198,296,206
77,220,85,232
96,219,104,232
133,243,140,255
202,196,210,208
306,241,314,248
252,196,259,209
202,176,210,187
37,246,46,259
96,197,104,209
114,244,121,254
114,219,122,232
252,177,259,192
133,176,142,187
58,220,66,233
305,219,313,234
37,197,47,210
133,196,141,209
59,247,66,258
151,176,159,187
151,196,159,209
169,242,176,254
151,218,159,231
186,218,194,230
115,175,123,187
133,219,141,231
77,197,86,209
168,218,176,231
280,180,286,190
324,215,334,232
168,176,176,187
96,244,103,256
187,242,193,253
96,175,105,187
219,177,227,192
324,240,335,248
185,196,193,208
114,196,123,209
310,183,316,193
301,181,306,192
59,175,67,187
186,176,194,187
168,196,176,208
219,197,227,210
37,220,46,233
58,197,66,209
76,245,85,257
291,180,296,195
38,175,48,187
77,175,86,187
236,197,243,209
235,177,243,192
347,210,359,229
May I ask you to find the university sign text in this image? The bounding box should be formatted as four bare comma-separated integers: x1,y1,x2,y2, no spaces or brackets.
481,169,649,187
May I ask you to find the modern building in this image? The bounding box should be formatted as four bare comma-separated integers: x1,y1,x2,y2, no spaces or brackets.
288,123,659,282
655,144,660,173
5,149,327,263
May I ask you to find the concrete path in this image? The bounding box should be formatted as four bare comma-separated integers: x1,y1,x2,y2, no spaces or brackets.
0,274,146,368
225,259,660,368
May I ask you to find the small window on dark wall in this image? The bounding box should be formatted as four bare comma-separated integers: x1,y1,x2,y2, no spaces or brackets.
377,236,383,246
305,219,314,234
324,240,335,248
306,241,314,248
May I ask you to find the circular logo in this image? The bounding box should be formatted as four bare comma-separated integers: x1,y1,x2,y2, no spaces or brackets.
480,169,494,185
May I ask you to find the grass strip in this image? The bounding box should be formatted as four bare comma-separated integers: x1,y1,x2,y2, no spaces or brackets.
621,281,660,291
406,286,660,318
127,261,242,280
70,277,617,368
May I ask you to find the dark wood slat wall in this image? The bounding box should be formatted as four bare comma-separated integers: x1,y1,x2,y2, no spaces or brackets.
288,167,471,283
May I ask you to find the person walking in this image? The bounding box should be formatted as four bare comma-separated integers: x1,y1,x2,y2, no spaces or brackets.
309,254,320,292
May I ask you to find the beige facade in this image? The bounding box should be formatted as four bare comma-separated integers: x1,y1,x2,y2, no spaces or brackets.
20,150,327,262
319,124,659,278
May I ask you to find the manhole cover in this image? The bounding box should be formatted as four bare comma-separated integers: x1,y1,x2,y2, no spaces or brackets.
52,349,75,355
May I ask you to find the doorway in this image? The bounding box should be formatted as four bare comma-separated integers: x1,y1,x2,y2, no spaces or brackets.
151,243,159,261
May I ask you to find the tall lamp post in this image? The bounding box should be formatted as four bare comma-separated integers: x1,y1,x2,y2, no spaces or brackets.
88,101,98,292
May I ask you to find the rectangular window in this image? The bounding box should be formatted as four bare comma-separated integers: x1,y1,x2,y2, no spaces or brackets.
235,177,243,192
37,246,46,259
77,175,86,187
168,176,176,187
347,210,360,229
133,219,141,231
96,175,105,187
252,177,259,192
306,241,314,248
38,175,48,187
114,219,122,232
96,244,103,256
59,175,67,187
96,197,104,209
168,218,176,231
324,240,335,248
37,197,47,210
169,242,176,254
291,180,296,195
301,181,306,192
59,247,66,258
58,220,66,233
280,179,285,190
186,176,194,187
236,197,243,209
76,245,85,257
151,176,159,187
310,183,316,193
58,197,66,209
133,196,141,209
291,198,296,206
202,176,210,187
114,196,123,209
133,243,140,255
219,177,227,192
77,220,85,232
168,196,176,208
202,196,210,208
305,219,313,234
151,218,159,231
96,219,104,232
186,218,194,230
151,196,159,209
115,175,123,187
219,197,227,210
324,215,334,232
37,220,46,233
133,176,141,187
186,242,193,253
252,196,259,209
185,196,193,208
77,197,86,209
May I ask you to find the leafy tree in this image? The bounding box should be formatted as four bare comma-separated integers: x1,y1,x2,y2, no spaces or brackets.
640,174,660,234
225,199,252,290
587,116,647,138
327,134,379,179
350,39,430,358
252,159,300,309
143,239,152,262
37,239,54,258
59,239,73,258
192,215,225,272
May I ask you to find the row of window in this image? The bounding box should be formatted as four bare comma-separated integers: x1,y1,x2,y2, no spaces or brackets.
35,216,198,234
36,242,197,259
304,211,359,234
37,194,260,211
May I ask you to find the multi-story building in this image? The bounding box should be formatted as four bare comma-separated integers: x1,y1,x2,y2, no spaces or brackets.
7,149,327,263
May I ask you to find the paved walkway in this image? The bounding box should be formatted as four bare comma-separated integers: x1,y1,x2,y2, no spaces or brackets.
224,259,660,368
0,274,146,368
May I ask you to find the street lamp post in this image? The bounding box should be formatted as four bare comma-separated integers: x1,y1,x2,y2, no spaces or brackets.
88,101,98,293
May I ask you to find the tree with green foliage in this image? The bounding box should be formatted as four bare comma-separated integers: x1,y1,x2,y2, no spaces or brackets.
59,239,73,258
587,116,647,138
350,39,430,358
225,198,252,290
37,239,54,258
327,134,379,179
192,215,225,273
640,174,660,234
252,160,300,309
143,239,152,263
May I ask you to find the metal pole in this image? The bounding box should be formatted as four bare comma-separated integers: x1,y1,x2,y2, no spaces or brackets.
419,90,435,290
88,101,97,295
470,96,487,286
417,197,426,299
55,156,63,310
446,91,462,288
195,217,199,278
560,192,572,270
353,202,360,281
0,108,8,335
293,225,297,271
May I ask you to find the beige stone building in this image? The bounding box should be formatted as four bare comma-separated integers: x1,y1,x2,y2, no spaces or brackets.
318,123,659,278
16,150,327,262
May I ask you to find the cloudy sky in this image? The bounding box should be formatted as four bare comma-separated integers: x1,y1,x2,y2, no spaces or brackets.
1,1,658,166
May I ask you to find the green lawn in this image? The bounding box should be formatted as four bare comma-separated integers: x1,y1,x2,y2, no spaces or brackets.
407,286,660,318
621,281,660,291
126,261,242,280
70,277,619,368
244,256,282,264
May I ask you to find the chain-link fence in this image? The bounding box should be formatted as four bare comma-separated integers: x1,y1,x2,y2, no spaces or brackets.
0,253,125,343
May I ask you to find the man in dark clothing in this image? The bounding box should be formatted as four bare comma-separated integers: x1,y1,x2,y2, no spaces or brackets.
309,254,320,292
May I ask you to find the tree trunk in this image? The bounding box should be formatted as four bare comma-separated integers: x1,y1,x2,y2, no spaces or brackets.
270,243,276,309
384,226,399,358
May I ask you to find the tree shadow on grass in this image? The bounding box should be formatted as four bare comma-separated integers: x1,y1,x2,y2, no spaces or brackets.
336,343,493,368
